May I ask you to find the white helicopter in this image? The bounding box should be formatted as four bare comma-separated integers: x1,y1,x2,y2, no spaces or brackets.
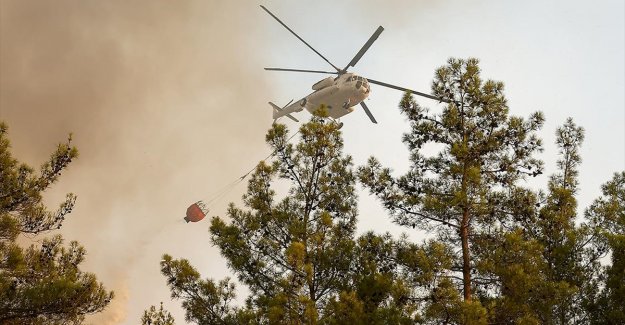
261,5,449,124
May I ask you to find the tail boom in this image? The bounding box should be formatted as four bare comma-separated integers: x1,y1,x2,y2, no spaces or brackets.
269,101,299,122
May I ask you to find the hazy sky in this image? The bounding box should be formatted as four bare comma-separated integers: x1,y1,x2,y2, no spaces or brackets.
1,1,623,324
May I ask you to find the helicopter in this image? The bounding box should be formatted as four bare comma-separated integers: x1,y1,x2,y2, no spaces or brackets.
261,5,449,124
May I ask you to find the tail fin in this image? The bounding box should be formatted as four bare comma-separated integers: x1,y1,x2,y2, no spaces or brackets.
269,101,299,122
269,102,282,120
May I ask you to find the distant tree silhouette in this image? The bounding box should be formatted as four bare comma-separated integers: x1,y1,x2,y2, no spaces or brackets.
142,302,175,325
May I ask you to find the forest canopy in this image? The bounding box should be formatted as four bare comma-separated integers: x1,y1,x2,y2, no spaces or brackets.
151,59,624,324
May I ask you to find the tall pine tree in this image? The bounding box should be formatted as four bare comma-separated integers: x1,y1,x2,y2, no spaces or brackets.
160,114,416,324
474,119,601,323
358,58,544,321
531,119,600,324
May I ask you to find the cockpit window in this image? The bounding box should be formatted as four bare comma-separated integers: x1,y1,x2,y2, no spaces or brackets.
348,76,366,82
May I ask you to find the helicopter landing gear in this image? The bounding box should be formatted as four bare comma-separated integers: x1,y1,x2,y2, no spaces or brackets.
342,99,351,109
331,119,344,129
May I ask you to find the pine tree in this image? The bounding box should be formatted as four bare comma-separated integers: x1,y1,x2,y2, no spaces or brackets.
469,119,601,324
585,171,625,324
160,114,418,324
324,232,421,325
358,58,544,322
0,121,113,324
142,302,176,325
209,114,358,324
159,255,251,324
530,119,600,324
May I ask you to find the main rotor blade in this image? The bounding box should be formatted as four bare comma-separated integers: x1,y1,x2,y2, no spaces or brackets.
360,101,377,124
345,26,384,70
260,5,340,72
265,68,338,75
366,78,450,103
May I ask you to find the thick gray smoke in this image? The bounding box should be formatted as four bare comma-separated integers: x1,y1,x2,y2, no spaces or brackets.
1,1,276,323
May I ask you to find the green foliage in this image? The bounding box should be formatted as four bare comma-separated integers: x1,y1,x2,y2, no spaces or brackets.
209,114,358,323
157,59,622,324
142,302,175,325
0,121,113,324
160,254,249,324
524,119,598,324
357,58,615,323
468,119,598,324
422,278,488,325
0,122,77,236
474,229,554,323
161,114,420,324
324,232,419,325
358,58,545,309
586,172,625,324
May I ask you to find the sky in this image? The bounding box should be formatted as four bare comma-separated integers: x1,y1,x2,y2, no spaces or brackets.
0,0,623,324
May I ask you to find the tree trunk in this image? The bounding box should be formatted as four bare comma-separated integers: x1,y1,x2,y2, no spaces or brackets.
461,209,472,301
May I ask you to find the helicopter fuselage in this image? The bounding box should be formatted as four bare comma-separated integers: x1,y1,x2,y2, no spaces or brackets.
299,73,370,119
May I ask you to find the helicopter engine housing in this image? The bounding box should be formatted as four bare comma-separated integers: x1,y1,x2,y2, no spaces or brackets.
312,77,334,91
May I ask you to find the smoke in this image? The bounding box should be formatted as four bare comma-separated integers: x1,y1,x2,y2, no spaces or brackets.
1,0,275,322
89,277,130,325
